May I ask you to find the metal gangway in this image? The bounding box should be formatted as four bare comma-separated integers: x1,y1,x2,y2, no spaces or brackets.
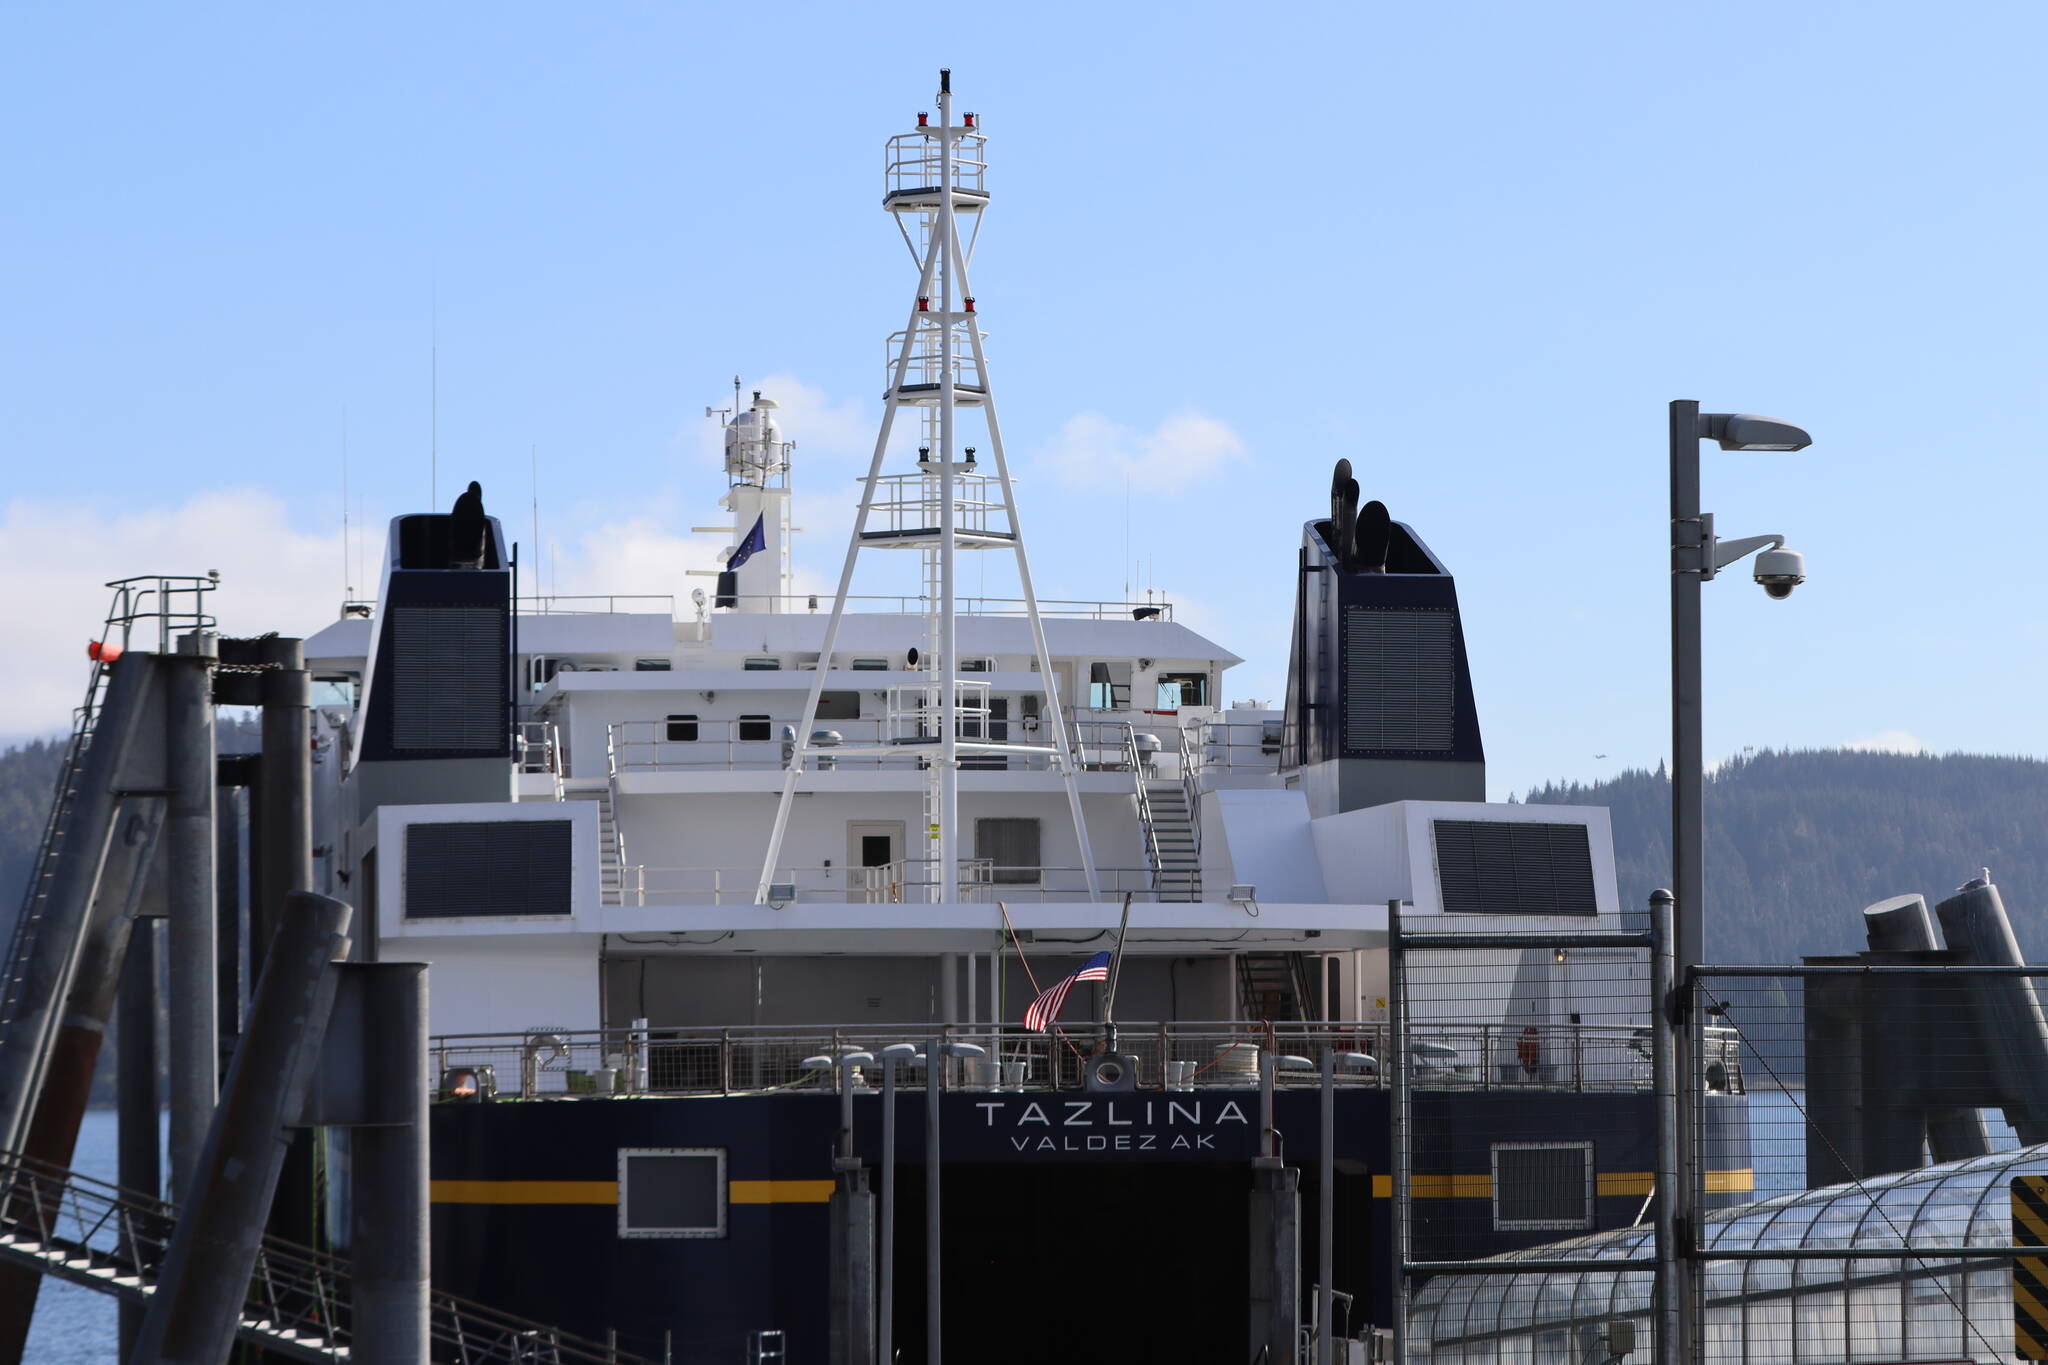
0,1148,648,1364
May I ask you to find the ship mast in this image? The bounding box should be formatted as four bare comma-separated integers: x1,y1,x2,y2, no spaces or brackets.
755,70,1100,906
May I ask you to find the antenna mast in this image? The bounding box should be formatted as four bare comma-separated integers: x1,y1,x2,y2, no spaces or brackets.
755,72,1101,906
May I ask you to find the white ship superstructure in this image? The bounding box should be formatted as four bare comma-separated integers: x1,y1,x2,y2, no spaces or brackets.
298,74,1636,1050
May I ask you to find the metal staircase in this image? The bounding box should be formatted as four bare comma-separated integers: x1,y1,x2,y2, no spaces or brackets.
0,1148,647,1363
567,787,627,906
1236,953,1318,1023
1130,725,1203,902
1140,782,1202,901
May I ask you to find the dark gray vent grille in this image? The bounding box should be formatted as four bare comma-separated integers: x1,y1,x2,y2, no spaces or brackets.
393,604,505,751
1433,820,1597,916
1492,1143,1593,1230
404,820,571,919
1341,608,1456,753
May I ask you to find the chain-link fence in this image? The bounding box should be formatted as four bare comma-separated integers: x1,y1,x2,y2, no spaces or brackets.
1403,885,2046,1365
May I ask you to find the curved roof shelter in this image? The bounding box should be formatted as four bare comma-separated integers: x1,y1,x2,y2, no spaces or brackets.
1413,1144,2048,1364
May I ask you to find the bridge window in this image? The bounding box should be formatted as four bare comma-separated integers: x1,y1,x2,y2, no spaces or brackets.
617,1148,725,1239
1155,672,1209,710
738,715,772,742
665,714,698,742
1088,661,1131,710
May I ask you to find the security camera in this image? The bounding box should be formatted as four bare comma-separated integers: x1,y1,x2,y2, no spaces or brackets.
1753,546,1805,600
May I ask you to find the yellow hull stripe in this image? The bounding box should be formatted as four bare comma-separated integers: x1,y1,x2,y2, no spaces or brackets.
730,1179,836,1204
1368,1171,1753,1198
431,1180,618,1205
431,1178,838,1206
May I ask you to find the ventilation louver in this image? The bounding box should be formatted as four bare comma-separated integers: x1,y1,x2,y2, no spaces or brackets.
404,820,572,919
392,604,506,751
1433,820,1597,916
1341,607,1456,754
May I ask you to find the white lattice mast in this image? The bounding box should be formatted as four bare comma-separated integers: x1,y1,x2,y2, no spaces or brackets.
755,70,1100,906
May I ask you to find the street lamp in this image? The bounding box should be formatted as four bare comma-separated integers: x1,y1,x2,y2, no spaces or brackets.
1668,399,1812,972
876,1043,923,1365
1318,1050,1376,1365
801,1051,876,1164
924,1037,986,1365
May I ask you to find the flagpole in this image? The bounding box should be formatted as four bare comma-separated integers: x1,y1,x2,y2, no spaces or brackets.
1101,892,1137,1049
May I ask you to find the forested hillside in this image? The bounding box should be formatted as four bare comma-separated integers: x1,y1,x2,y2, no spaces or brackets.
1523,750,2048,963
0,717,261,961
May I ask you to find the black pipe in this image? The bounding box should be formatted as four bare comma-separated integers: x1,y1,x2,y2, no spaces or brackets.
127,892,352,1365
117,914,163,1359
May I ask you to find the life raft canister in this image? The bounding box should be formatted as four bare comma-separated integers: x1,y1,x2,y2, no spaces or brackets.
1517,1026,1541,1076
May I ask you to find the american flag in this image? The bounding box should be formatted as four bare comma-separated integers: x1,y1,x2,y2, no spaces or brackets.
1022,951,1111,1033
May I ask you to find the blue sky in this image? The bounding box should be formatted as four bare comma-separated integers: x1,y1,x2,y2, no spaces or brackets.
2,2,2043,797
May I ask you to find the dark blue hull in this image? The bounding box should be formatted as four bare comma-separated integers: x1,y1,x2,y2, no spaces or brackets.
429,1090,1752,1363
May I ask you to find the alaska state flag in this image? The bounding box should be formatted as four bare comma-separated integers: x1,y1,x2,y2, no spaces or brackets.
727,514,767,569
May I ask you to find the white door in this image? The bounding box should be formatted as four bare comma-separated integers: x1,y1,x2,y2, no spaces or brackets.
847,821,906,903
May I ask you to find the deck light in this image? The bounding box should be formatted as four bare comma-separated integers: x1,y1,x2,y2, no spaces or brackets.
1228,884,1257,904
767,882,796,907
440,1065,496,1102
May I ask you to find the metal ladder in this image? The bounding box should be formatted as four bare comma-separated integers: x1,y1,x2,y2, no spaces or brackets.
0,577,216,1039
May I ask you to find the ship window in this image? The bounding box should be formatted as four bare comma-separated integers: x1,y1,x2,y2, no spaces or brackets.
1088,661,1131,710
815,691,861,721
960,657,994,673
975,818,1041,885
743,657,782,671
634,657,672,672
1490,1141,1594,1232
1155,672,1209,710
851,658,890,671
665,714,699,742
617,1148,726,1239
738,715,772,742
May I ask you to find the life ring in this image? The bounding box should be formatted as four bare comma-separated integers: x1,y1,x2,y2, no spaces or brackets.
1517,1026,1541,1076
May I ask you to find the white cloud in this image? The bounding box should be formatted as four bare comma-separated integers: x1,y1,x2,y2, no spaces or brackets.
1845,729,1928,755
1039,411,1246,490
0,490,346,741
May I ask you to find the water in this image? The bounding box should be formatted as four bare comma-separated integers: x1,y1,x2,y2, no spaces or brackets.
1747,1086,2020,1200
22,1109,139,1364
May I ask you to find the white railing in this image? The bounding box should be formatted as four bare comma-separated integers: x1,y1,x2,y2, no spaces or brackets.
425,1021,1742,1099
1192,714,1285,773
607,717,1148,774
617,863,1168,906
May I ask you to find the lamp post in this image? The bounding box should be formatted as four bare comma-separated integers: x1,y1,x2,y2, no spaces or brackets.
801,1051,878,1164
1666,400,1808,1365
876,1043,922,1365
924,1038,986,1364
1318,1050,1376,1365
1667,401,1811,972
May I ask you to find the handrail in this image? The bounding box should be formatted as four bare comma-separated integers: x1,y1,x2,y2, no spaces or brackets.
0,1147,650,1362
2,576,217,1033
423,1021,1741,1101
